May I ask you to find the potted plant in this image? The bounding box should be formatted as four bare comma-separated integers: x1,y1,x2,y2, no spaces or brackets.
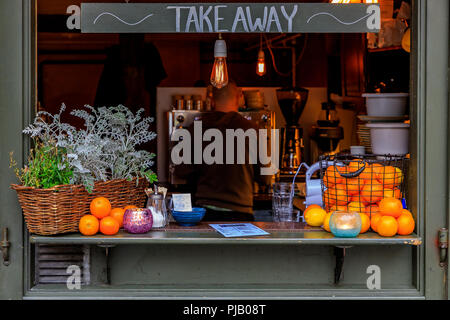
10,104,158,235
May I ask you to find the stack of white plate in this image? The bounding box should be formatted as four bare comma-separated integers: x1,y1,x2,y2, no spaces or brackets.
356,120,372,153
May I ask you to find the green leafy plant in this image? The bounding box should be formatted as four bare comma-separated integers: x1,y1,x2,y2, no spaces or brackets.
19,104,158,192
10,140,73,189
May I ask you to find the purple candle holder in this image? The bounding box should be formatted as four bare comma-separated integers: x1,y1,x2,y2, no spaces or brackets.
123,208,153,234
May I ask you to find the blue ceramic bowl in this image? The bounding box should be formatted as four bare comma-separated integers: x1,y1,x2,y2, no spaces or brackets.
172,207,206,226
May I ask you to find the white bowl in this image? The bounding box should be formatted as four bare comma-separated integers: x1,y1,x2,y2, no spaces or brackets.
362,93,409,117
365,122,410,155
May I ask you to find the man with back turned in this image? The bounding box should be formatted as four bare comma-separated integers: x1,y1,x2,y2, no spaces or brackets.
174,81,271,221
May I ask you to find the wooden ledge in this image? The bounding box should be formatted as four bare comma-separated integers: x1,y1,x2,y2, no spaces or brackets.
29,222,422,246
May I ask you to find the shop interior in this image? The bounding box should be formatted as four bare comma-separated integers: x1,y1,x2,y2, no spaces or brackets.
37,0,410,206
28,0,416,289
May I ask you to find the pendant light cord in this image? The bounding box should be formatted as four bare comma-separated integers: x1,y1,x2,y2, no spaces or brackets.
263,33,308,78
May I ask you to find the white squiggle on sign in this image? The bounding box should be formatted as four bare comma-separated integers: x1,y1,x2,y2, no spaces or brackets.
307,12,371,25
93,12,154,25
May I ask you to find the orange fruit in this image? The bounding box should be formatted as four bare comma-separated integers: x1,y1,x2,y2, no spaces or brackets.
79,215,99,236
323,175,335,189
359,213,370,233
304,207,327,227
323,188,335,207
324,186,348,207
397,214,415,235
376,166,403,189
328,205,348,212
305,204,322,213
90,197,111,219
322,212,332,232
110,208,126,228
323,165,345,187
379,197,403,218
360,163,380,181
124,205,138,210
99,216,120,235
383,188,402,199
360,181,384,204
348,201,365,213
401,209,413,217
365,204,379,217
347,160,364,174
377,216,398,237
349,194,368,205
370,213,382,232
340,178,364,196
371,163,384,174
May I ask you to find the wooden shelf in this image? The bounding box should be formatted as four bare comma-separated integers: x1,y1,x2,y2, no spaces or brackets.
29,222,422,246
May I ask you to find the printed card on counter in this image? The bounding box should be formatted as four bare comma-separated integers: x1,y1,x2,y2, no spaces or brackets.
209,223,270,238
172,193,192,212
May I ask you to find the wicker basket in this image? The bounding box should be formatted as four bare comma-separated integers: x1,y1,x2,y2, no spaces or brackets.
11,178,148,235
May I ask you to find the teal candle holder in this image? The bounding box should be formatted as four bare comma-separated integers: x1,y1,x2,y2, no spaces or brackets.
329,211,362,238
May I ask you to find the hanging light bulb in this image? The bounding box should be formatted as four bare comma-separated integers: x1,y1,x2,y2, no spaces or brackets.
210,35,228,89
256,49,266,76
256,34,266,77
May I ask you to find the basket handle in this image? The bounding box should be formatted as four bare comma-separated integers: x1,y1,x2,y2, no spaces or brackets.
334,160,367,179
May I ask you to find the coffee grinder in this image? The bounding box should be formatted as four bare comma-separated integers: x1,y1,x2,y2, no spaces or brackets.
276,87,309,177
310,102,344,162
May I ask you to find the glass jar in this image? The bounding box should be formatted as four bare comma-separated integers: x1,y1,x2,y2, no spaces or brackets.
146,194,169,228
329,211,362,238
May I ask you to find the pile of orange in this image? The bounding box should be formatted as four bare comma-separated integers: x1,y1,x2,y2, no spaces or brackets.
78,197,138,236
317,197,415,237
370,198,415,237
318,161,415,237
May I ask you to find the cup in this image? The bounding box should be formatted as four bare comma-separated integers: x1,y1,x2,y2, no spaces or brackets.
273,209,301,222
272,182,295,222
350,145,365,155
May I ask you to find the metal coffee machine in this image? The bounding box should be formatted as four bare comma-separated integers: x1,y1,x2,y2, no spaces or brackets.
276,87,309,177
167,109,275,187
310,102,344,162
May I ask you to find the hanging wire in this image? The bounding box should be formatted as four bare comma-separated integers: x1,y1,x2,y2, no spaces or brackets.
263,33,309,77
259,33,263,51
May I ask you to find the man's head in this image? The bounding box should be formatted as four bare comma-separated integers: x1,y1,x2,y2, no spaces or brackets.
212,80,242,112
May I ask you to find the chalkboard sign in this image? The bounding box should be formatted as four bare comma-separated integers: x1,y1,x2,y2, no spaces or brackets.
81,3,380,33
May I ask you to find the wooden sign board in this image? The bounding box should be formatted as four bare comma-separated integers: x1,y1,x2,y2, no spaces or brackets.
81,3,380,33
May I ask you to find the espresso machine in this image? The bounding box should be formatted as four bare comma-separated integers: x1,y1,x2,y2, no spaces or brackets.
167,109,276,187
276,87,309,178
310,102,344,162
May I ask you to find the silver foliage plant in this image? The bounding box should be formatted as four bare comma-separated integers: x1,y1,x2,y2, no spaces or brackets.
23,104,157,192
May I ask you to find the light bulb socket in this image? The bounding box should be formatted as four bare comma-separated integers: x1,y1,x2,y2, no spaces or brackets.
214,39,227,58
257,49,265,60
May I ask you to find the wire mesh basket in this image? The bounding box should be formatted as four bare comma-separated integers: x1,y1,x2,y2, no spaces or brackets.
319,154,409,218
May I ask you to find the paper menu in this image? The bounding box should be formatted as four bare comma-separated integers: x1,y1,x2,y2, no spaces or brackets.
172,193,192,212
209,223,270,238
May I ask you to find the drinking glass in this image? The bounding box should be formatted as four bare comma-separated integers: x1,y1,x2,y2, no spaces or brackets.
272,182,295,222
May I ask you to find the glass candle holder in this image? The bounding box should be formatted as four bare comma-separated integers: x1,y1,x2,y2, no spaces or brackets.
329,211,362,238
123,208,153,234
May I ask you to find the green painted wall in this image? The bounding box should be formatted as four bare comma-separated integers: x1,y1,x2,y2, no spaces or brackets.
0,0,449,299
